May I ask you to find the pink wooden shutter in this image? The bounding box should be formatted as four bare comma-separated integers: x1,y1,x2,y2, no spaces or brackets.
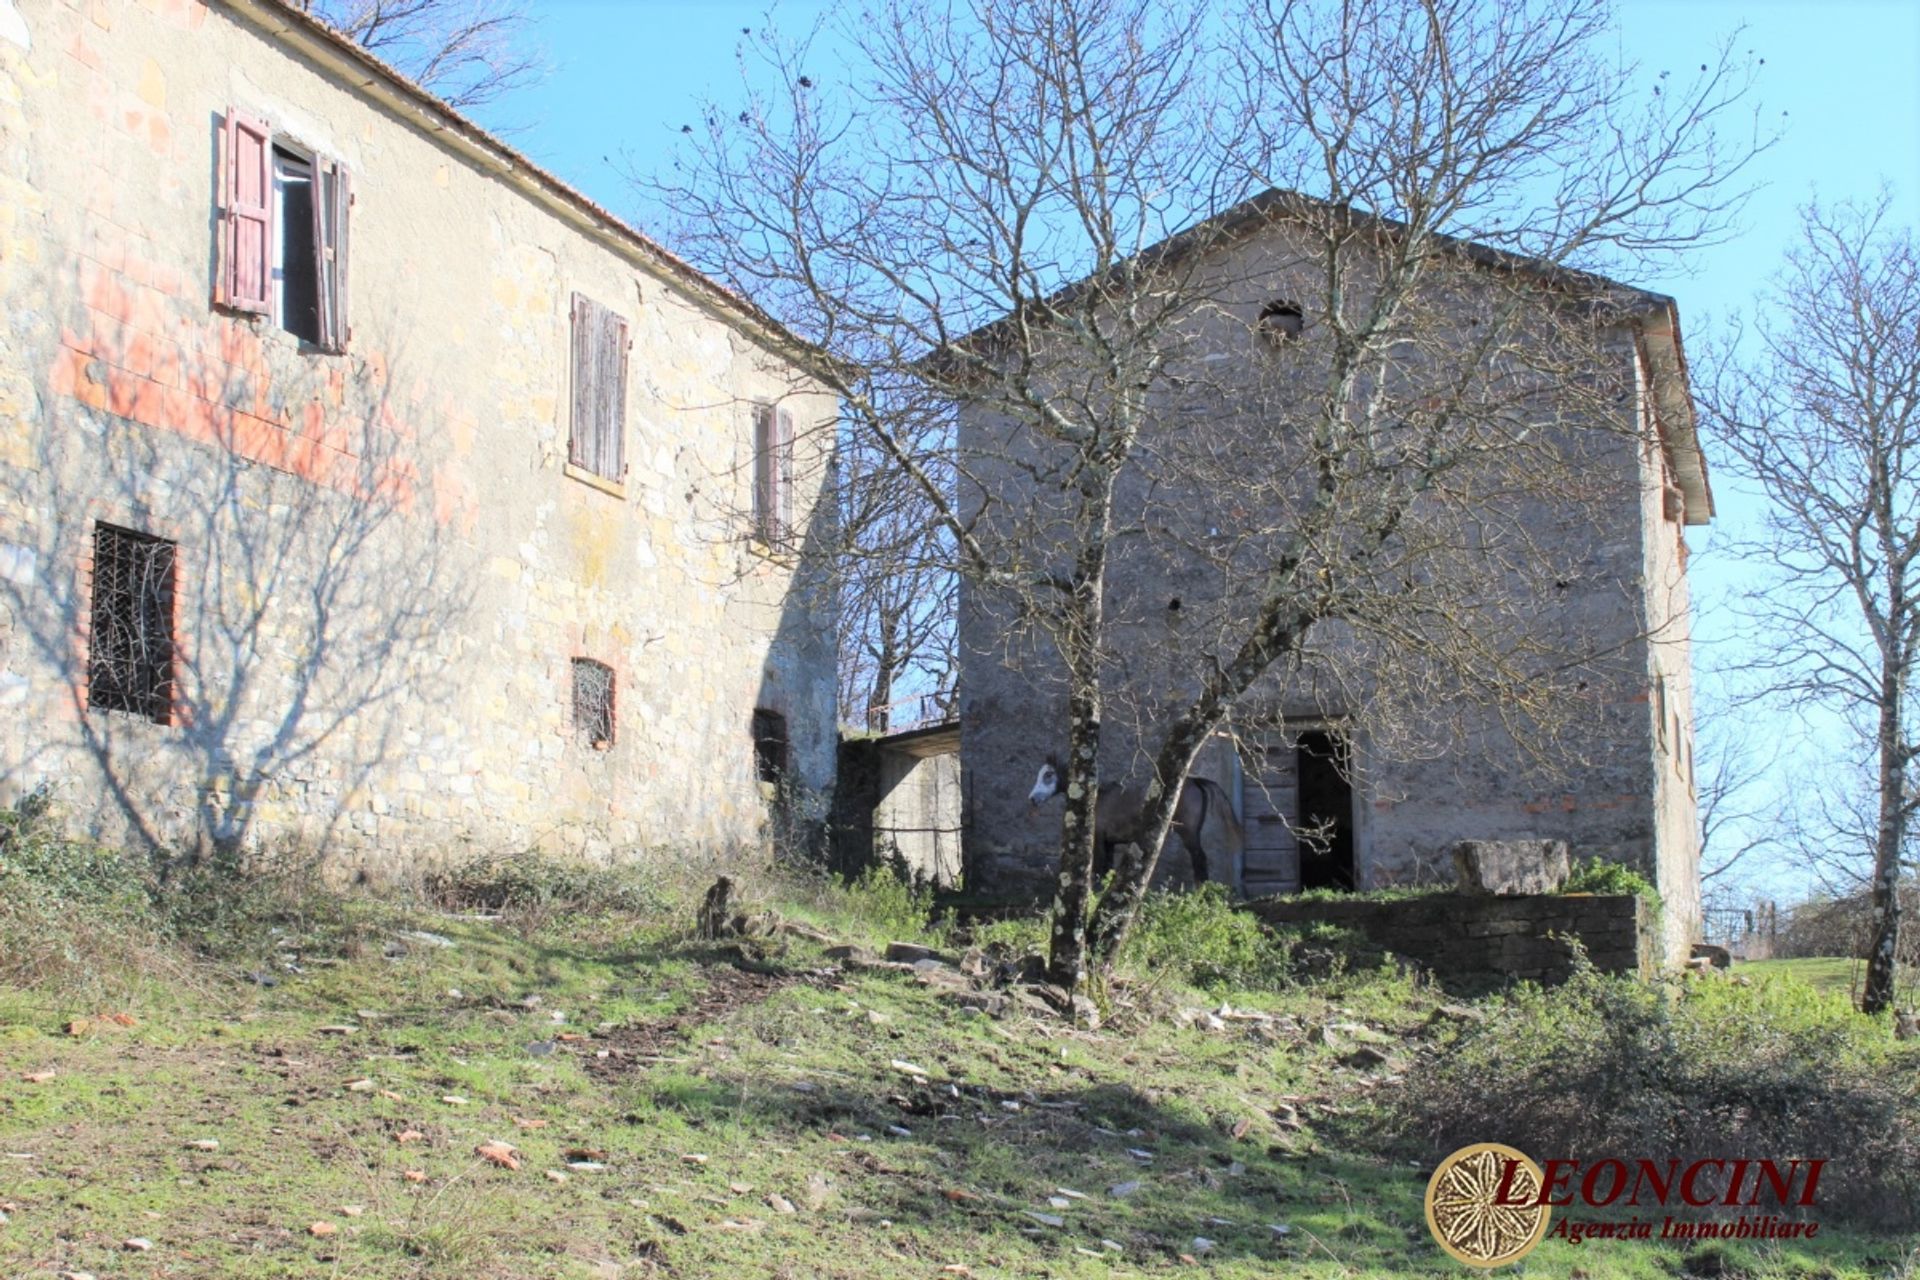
314,159,350,351
221,110,273,314
775,406,795,543
569,293,592,470
753,404,775,538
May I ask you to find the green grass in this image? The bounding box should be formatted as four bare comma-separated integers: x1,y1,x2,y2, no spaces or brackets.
0,862,1915,1278
1742,955,1920,1002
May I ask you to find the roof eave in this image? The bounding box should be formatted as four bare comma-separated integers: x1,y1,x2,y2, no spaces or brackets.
219,0,836,384
1637,301,1714,526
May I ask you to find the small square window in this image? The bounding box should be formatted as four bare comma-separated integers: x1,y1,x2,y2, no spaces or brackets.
752,708,788,784
572,658,615,750
88,522,177,725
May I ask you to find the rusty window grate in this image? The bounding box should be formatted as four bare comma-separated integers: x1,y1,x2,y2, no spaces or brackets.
572,658,615,749
88,522,177,724
752,708,788,783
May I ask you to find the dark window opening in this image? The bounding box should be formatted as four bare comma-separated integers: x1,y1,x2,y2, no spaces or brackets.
1296,729,1355,891
1258,300,1305,346
88,522,177,725
572,658,616,749
753,708,789,784
273,147,320,344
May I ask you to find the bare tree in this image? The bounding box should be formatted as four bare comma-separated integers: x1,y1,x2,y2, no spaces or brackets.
1691,677,1787,886
1705,195,1920,1015
303,0,543,113
834,424,957,730
654,0,1761,990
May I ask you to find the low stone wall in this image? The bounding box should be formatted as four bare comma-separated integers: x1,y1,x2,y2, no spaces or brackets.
1244,892,1657,983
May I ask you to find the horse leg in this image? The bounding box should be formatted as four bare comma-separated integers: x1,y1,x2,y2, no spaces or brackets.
1179,825,1209,884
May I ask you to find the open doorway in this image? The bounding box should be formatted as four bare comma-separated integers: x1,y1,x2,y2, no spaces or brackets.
1296,729,1355,891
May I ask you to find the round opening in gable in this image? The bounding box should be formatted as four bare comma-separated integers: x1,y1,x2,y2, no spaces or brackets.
1257,300,1304,346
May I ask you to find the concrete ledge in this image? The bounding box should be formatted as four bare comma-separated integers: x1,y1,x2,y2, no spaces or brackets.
1243,891,1656,984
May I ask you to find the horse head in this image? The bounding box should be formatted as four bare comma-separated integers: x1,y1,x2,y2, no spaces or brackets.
1028,755,1063,807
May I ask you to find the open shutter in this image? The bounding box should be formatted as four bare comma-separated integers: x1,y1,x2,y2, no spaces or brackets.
753,404,775,539
313,159,351,352
221,109,273,314
570,292,593,471
775,406,795,543
597,306,628,481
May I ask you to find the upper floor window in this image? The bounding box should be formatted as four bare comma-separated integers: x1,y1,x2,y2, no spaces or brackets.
569,293,630,485
753,403,794,545
217,109,350,351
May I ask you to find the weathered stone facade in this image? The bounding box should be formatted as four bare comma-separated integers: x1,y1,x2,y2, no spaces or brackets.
0,0,836,872
956,200,1706,965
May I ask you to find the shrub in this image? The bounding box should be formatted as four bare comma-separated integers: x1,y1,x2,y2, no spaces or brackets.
1563,856,1660,905
0,794,173,1000
966,912,1049,956
834,864,941,943
425,850,664,918
1118,883,1291,992
0,796,149,915
1384,963,1920,1227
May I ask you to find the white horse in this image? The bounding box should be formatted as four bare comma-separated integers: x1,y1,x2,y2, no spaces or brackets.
1027,756,1245,891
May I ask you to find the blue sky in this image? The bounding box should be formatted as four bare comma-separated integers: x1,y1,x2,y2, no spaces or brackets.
502,0,1920,897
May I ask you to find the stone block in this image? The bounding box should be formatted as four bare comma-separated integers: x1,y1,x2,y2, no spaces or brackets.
1452,840,1570,896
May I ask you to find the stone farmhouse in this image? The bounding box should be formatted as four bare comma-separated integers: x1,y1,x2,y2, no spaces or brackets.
0,0,837,873
955,193,1707,962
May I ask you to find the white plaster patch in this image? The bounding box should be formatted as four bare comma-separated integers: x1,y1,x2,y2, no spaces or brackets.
229,72,347,163
0,1,29,51
0,541,36,585
0,672,26,707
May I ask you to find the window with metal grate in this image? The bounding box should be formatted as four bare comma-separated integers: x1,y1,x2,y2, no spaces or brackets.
88,522,177,725
572,658,616,750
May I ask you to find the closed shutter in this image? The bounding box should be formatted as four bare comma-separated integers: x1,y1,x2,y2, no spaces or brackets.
753,404,776,539
314,159,351,352
569,293,628,482
570,293,593,471
220,109,273,314
775,405,795,543
598,307,628,480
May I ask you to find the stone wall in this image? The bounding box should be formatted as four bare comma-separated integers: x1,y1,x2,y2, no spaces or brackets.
0,0,837,873
954,205,1706,968
833,730,964,887
1244,892,1657,983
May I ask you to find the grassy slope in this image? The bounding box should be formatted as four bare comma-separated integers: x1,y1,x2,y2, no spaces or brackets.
0,894,1915,1279
1741,957,1920,1003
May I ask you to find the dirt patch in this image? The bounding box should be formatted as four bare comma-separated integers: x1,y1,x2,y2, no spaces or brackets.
575,962,810,1077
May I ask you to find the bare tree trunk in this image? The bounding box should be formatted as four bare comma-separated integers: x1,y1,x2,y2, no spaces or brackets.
1866,672,1907,1013
1048,544,1114,990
